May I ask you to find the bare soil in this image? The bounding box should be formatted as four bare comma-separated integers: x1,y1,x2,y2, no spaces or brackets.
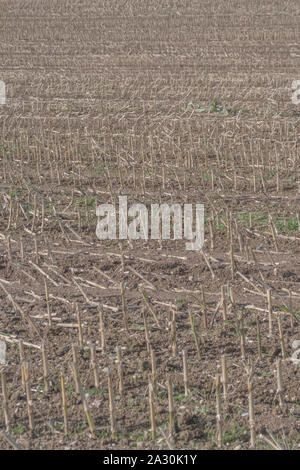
0,0,299,450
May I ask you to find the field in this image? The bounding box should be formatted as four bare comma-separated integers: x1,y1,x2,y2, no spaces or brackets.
0,0,299,450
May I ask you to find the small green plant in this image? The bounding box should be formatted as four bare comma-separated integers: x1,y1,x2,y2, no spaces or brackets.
186,101,206,113
195,405,211,416
55,422,63,432
174,391,195,403
67,384,75,395
65,100,73,111
209,100,231,115
275,217,298,232
186,100,244,116
75,197,96,208
202,172,211,182
86,386,99,397
258,370,271,377
135,433,144,443
98,430,110,440
126,397,136,408
12,423,26,435
176,296,186,309
73,421,87,435
223,421,249,444
81,349,89,359
96,165,104,175
99,387,108,397
5,190,19,198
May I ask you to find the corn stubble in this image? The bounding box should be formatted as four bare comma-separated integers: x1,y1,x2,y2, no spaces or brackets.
0,0,299,451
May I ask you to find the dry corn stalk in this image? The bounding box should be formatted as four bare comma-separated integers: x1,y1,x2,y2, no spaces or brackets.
70,362,96,438
245,363,256,448
149,378,156,440
221,354,228,402
71,346,80,394
215,374,223,449
44,277,52,327
1,372,10,433
41,341,50,393
276,358,284,408
142,307,151,354
116,346,124,395
189,312,201,359
140,289,161,329
22,362,34,432
90,344,99,389
170,309,177,357
120,282,129,332
167,375,175,439
277,315,286,360
106,367,116,438
19,339,26,392
60,370,68,435
267,289,273,337
150,347,157,392
99,306,106,353
182,349,188,396
221,285,227,323
76,303,83,349
201,286,208,330
238,312,246,360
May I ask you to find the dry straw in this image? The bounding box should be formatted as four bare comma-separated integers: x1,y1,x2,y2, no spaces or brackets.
238,312,246,361
256,315,262,360
41,341,50,393
276,358,284,409
106,367,116,438
182,349,189,396
215,374,223,448
150,347,157,392
1,371,10,433
221,354,228,402
71,344,80,394
149,378,156,440
90,343,99,390
22,362,34,432
221,285,227,323
70,362,96,438
189,312,201,360
142,308,151,354
60,370,68,435
116,346,124,396
99,306,106,353
120,282,129,332
6,235,12,262
76,303,84,349
19,339,26,392
277,315,286,360
201,286,208,330
246,363,256,448
140,289,161,329
267,289,273,337
44,277,52,327
170,309,177,357
167,375,175,439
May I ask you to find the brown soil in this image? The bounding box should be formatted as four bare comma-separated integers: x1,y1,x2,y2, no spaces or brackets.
0,0,299,450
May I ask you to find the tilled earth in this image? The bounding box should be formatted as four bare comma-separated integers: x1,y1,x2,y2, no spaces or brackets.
0,0,299,450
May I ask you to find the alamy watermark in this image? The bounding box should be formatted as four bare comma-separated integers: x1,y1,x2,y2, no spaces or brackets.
290,43,300,105
0,340,6,366
0,80,5,105
292,80,300,105
95,196,204,251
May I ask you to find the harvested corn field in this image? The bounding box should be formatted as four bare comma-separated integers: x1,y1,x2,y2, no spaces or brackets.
0,0,299,451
